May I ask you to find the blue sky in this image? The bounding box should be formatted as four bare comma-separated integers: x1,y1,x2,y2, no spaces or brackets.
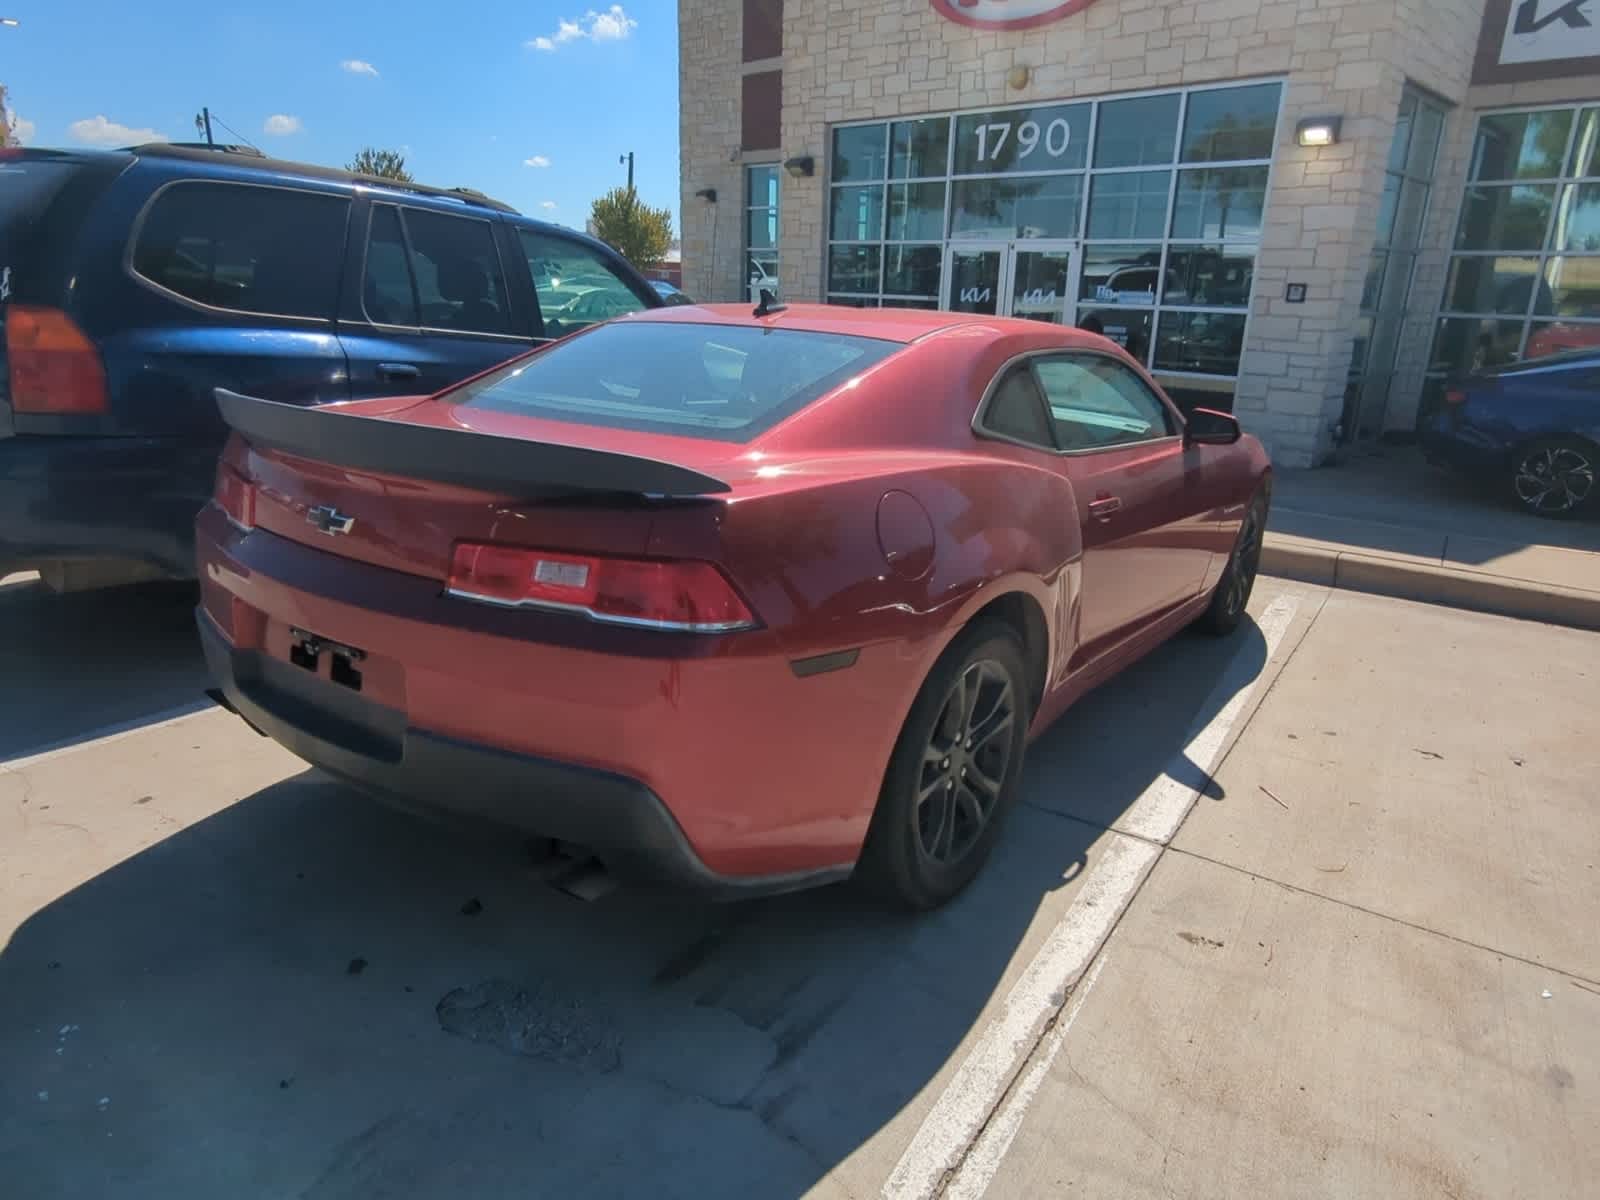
1,0,681,232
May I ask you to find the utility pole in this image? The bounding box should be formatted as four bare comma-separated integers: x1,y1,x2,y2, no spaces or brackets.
620,151,634,192
194,107,214,147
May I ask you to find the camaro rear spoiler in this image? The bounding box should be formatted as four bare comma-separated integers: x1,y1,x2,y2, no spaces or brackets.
213,389,732,498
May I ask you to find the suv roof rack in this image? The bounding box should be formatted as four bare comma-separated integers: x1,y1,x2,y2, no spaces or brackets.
125,142,521,215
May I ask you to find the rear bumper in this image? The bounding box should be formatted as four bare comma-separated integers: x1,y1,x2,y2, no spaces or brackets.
0,435,216,578
198,612,840,898
193,508,926,895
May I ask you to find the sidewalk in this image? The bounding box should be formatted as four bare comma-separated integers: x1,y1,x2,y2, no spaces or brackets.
1263,446,1600,630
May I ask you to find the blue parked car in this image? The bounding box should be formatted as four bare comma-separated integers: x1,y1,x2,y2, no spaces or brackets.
1421,349,1599,519
1,143,661,591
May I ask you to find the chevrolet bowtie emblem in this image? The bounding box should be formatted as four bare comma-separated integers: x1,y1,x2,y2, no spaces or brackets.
307,505,355,535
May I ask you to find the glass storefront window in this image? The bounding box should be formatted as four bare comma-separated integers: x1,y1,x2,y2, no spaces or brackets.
952,103,1089,174
1552,183,1600,253
1526,320,1600,358
1087,170,1171,239
746,207,777,251
1471,110,1573,181
1163,246,1254,307
1540,257,1600,317
1444,256,1543,314
887,182,947,241
831,185,883,242
1571,108,1599,178
1170,167,1268,240
1077,307,1153,359
883,245,942,297
1180,84,1281,162
891,117,950,179
1430,316,1525,372
1361,253,1387,310
1094,94,1180,168
1079,244,1163,305
746,164,780,304
1154,311,1247,376
950,175,1082,239
833,125,888,182
1454,185,1557,252
827,245,880,294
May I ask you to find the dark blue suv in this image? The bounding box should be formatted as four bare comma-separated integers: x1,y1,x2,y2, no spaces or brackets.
1,143,661,591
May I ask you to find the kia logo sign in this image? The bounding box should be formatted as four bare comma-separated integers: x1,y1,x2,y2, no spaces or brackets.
930,0,1099,30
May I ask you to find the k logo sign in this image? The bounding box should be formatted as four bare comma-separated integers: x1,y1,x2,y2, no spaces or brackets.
930,0,1099,30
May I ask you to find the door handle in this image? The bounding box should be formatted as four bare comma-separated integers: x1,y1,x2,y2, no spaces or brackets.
1087,496,1122,521
376,362,421,382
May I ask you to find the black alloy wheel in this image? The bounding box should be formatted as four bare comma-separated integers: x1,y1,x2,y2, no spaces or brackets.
1511,439,1596,518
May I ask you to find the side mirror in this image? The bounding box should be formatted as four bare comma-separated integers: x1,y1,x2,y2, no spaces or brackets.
1186,407,1242,446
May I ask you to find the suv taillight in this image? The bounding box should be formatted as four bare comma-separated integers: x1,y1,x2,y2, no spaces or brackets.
1443,388,1467,406
447,543,758,633
5,305,109,414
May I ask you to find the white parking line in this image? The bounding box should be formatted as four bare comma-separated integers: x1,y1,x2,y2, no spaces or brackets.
1,701,220,770
943,956,1109,1200
882,594,1302,1200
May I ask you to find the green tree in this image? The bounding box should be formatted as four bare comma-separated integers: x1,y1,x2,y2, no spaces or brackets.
347,147,413,182
589,187,673,269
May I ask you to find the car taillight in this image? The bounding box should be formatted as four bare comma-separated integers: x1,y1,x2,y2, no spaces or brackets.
5,305,110,414
447,542,758,633
1443,388,1467,406
214,463,256,531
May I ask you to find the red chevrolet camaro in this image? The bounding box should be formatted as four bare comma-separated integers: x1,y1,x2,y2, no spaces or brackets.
197,303,1270,907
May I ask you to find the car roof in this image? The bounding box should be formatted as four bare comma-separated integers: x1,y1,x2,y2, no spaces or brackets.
629,302,1110,346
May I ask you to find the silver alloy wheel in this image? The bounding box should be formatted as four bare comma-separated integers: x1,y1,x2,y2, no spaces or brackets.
1514,445,1595,515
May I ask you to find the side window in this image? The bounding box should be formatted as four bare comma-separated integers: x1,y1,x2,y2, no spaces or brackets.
401,208,511,335
982,365,1055,449
1033,355,1176,451
518,230,647,337
362,205,419,326
131,182,349,319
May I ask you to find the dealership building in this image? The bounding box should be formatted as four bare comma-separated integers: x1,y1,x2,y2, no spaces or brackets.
678,0,1600,466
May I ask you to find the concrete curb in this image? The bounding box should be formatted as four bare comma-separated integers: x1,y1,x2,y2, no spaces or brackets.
1260,534,1600,631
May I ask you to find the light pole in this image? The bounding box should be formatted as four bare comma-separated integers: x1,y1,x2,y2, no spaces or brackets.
619,151,633,192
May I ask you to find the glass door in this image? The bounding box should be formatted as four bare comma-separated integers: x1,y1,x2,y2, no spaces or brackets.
943,243,1005,315
1008,240,1075,324
941,241,1076,322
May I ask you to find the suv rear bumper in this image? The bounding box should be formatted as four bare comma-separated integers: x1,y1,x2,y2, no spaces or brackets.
198,611,849,899
0,435,214,579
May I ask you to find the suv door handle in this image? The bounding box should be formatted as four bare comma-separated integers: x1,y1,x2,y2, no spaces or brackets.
376,362,421,382
1087,496,1122,521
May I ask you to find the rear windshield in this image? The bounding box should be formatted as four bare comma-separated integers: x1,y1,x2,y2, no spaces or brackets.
446,321,899,442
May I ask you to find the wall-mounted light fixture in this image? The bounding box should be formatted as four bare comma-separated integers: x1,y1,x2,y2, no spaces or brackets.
1295,116,1343,148
694,187,718,202
783,155,815,179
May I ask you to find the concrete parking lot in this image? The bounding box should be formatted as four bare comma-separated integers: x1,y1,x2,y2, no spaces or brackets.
2,571,1595,1199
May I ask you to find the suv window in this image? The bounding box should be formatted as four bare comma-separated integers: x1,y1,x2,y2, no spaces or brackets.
361,205,418,326
403,208,512,335
1033,354,1176,450
983,365,1054,449
518,230,647,337
131,182,349,319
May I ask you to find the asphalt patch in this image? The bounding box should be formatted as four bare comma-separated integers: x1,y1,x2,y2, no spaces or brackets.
436,979,622,1072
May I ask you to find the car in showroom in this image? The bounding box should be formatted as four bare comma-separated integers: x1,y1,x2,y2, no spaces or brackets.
197,303,1271,908
1422,348,1599,518
1,143,660,592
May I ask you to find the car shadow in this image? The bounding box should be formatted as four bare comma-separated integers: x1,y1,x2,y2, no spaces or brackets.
0,615,1269,1199
0,578,210,762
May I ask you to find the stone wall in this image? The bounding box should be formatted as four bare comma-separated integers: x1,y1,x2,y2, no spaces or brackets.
678,0,747,305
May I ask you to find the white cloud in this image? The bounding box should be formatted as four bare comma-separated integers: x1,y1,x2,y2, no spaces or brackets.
263,114,303,136
9,113,34,144
589,5,637,40
526,7,636,51
68,115,167,146
524,154,551,167
540,200,558,210
341,59,379,77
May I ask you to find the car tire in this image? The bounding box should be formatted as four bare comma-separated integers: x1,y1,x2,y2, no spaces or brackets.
1508,437,1597,519
858,620,1030,910
1196,488,1268,637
